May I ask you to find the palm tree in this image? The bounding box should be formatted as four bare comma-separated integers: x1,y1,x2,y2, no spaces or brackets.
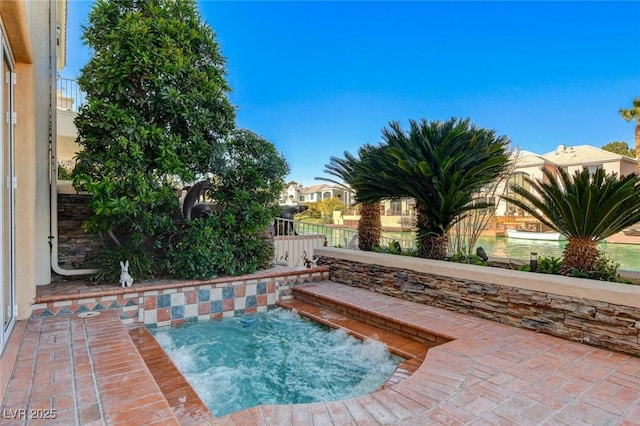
356,118,511,260
619,97,640,173
317,147,383,251
503,167,640,274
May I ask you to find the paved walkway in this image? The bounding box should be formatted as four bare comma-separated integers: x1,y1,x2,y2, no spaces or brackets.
2,280,640,425
0,311,182,425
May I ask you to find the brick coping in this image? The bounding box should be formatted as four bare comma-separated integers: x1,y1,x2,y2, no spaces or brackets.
35,266,329,304
127,323,215,425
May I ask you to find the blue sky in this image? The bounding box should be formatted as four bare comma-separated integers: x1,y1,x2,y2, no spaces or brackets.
63,1,640,185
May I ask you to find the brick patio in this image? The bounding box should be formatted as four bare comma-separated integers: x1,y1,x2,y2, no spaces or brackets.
2,280,640,424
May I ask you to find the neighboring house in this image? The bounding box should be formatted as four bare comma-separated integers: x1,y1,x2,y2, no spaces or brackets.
296,183,354,206
338,198,417,231
488,145,639,233
0,0,67,354
493,150,557,217
278,182,302,206
542,144,638,177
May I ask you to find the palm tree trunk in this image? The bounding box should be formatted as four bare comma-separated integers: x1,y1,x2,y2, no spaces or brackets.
560,237,599,275
358,202,381,251
635,123,640,174
415,207,448,260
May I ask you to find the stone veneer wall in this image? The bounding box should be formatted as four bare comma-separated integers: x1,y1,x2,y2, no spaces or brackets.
32,268,329,327
57,193,106,270
315,247,640,357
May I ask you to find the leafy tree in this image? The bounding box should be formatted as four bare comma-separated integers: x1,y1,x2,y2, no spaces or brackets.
355,118,511,260
162,129,288,278
619,97,640,172
316,197,346,217
503,167,640,275
72,0,235,243
602,141,636,158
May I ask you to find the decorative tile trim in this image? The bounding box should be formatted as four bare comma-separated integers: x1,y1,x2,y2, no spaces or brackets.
32,268,330,327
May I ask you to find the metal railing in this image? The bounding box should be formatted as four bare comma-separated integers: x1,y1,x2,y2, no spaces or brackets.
273,218,417,264
273,218,327,267
56,77,86,112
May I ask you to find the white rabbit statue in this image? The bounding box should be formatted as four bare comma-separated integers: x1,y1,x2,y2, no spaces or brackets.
119,260,134,288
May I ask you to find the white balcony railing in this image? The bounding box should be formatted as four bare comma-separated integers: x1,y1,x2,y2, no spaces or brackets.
56,77,85,112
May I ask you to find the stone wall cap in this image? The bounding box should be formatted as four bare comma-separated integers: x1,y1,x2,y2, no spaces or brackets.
316,247,640,309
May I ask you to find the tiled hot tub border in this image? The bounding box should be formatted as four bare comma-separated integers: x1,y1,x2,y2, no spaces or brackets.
31,267,329,327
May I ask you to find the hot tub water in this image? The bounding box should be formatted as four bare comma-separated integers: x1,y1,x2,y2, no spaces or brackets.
151,308,402,417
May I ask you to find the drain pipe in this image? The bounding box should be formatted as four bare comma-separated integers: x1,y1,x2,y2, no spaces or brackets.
49,1,95,276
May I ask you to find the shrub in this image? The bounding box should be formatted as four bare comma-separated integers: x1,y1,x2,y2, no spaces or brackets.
92,239,157,282
451,252,488,266
161,129,287,279
537,256,562,274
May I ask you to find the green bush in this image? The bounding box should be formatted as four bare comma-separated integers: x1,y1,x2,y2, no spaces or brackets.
536,256,562,274
58,163,73,180
161,129,287,279
161,216,229,279
92,239,157,282
451,252,488,266
574,252,621,282
372,240,403,255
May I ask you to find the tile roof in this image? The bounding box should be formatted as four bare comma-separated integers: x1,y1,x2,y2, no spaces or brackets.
542,144,637,166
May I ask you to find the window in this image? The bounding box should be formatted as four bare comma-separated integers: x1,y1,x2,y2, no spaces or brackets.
505,172,530,216
388,200,402,215
584,164,603,174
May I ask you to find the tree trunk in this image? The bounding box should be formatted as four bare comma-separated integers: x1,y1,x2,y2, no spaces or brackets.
415,207,448,260
635,123,640,174
358,202,381,251
418,234,449,260
560,237,599,275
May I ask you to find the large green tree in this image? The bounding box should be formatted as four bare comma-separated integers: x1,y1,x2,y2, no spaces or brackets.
163,129,288,278
602,141,636,158
619,97,640,172
72,0,235,240
355,118,511,260
504,167,640,274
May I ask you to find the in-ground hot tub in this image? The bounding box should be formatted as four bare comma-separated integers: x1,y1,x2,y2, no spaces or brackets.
151,308,402,417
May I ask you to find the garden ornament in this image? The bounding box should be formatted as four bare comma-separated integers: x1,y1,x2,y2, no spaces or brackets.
476,247,489,261
119,260,134,288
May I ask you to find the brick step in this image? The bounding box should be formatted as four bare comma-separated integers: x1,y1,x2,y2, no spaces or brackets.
277,297,429,389
127,323,215,425
290,281,451,346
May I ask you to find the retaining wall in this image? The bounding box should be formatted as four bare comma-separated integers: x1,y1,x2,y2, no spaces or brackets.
315,247,640,357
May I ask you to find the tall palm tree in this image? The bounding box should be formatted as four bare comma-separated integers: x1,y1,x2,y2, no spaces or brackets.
619,97,640,173
317,146,383,251
356,118,511,260
503,167,640,274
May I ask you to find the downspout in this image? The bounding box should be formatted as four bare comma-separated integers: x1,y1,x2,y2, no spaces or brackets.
49,0,95,276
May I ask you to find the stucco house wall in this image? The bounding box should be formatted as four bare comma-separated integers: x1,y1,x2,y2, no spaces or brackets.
1,0,37,321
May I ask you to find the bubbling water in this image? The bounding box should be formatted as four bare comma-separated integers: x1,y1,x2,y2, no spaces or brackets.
151,308,402,417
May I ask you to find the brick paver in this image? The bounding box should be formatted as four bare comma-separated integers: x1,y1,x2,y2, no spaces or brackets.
3,280,640,425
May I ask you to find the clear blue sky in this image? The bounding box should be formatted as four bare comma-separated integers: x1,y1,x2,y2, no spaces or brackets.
62,1,640,185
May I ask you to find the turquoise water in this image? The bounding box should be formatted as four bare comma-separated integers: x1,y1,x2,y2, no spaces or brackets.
391,234,638,271
468,237,638,271
295,221,639,270
151,309,401,417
